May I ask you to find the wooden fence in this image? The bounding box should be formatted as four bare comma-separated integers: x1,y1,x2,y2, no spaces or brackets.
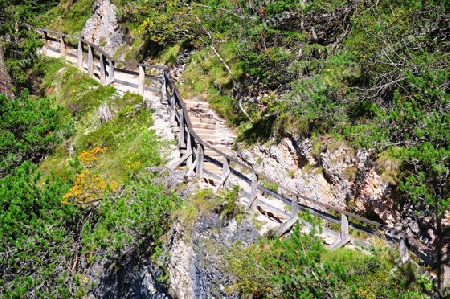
35,26,435,269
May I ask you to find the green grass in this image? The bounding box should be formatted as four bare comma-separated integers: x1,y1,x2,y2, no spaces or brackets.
157,42,182,66
179,41,245,127
44,0,95,35
37,58,162,185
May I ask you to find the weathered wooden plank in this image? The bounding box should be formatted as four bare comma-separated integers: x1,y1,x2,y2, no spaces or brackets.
138,65,145,96
186,156,198,177
203,168,221,181
42,32,48,55
77,40,83,69
328,214,351,250
276,215,299,237
291,196,298,218
170,147,192,170
178,109,185,148
186,133,193,169
60,36,66,58
340,214,349,241
161,76,167,102
214,157,230,193
107,60,115,85
87,45,94,76
196,144,204,179
246,173,258,209
99,53,107,83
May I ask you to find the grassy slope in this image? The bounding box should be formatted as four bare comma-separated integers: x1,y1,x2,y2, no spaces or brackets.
0,55,180,297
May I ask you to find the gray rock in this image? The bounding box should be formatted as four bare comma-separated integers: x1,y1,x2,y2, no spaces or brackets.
81,0,125,56
85,251,170,299
166,208,260,298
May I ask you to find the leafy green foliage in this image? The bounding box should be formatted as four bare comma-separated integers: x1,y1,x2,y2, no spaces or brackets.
0,162,82,298
44,0,95,34
0,0,60,88
227,223,428,298
82,173,181,256
0,91,74,176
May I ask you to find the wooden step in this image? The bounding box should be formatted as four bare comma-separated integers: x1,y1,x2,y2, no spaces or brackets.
185,101,210,109
193,128,216,136
189,111,214,119
189,117,216,125
190,122,216,130
203,162,223,174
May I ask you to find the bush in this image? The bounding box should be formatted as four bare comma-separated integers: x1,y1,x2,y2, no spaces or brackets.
0,91,74,177
0,162,82,298
227,223,428,298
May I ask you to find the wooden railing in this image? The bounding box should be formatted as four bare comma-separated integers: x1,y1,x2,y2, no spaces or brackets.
35,27,434,267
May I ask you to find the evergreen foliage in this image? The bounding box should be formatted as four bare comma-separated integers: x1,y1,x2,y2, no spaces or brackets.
0,162,81,298
227,223,428,298
0,91,74,177
0,57,180,297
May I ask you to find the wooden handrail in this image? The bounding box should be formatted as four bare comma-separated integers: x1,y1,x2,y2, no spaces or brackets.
36,26,434,266
35,27,168,70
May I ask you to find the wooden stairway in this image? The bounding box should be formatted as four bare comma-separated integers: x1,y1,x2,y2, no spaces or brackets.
174,99,235,177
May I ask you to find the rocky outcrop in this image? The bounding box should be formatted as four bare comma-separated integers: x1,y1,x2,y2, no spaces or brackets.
84,250,170,299
237,138,337,210
81,0,124,56
236,137,398,225
0,44,14,98
166,208,260,298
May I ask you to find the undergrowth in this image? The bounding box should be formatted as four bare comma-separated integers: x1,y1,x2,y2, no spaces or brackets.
227,223,430,298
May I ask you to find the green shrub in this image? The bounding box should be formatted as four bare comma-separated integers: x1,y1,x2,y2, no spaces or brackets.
0,91,74,176
227,223,428,298
0,162,82,297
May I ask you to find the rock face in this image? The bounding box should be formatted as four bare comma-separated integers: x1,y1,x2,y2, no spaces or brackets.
84,250,170,299
236,137,398,225
167,210,260,298
81,0,124,56
237,138,337,211
0,44,14,98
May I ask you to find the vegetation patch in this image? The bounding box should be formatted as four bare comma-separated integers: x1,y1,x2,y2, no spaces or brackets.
227,223,429,298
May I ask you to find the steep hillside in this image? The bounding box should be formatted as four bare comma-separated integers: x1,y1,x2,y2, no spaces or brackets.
0,0,449,297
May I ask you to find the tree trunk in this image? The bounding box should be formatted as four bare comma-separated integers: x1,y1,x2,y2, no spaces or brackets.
0,44,14,99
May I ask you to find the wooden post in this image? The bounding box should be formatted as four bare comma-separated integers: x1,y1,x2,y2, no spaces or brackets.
87,45,94,77
329,214,351,249
161,76,167,103
196,144,204,179
107,60,115,85
178,109,185,148
60,36,66,58
99,53,107,84
214,157,230,193
291,196,299,218
186,133,192,169
222,157,230,182
77,40,83,69
247,173,258,208
42,32,48,55
340,214,349,242
138,65,145,96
